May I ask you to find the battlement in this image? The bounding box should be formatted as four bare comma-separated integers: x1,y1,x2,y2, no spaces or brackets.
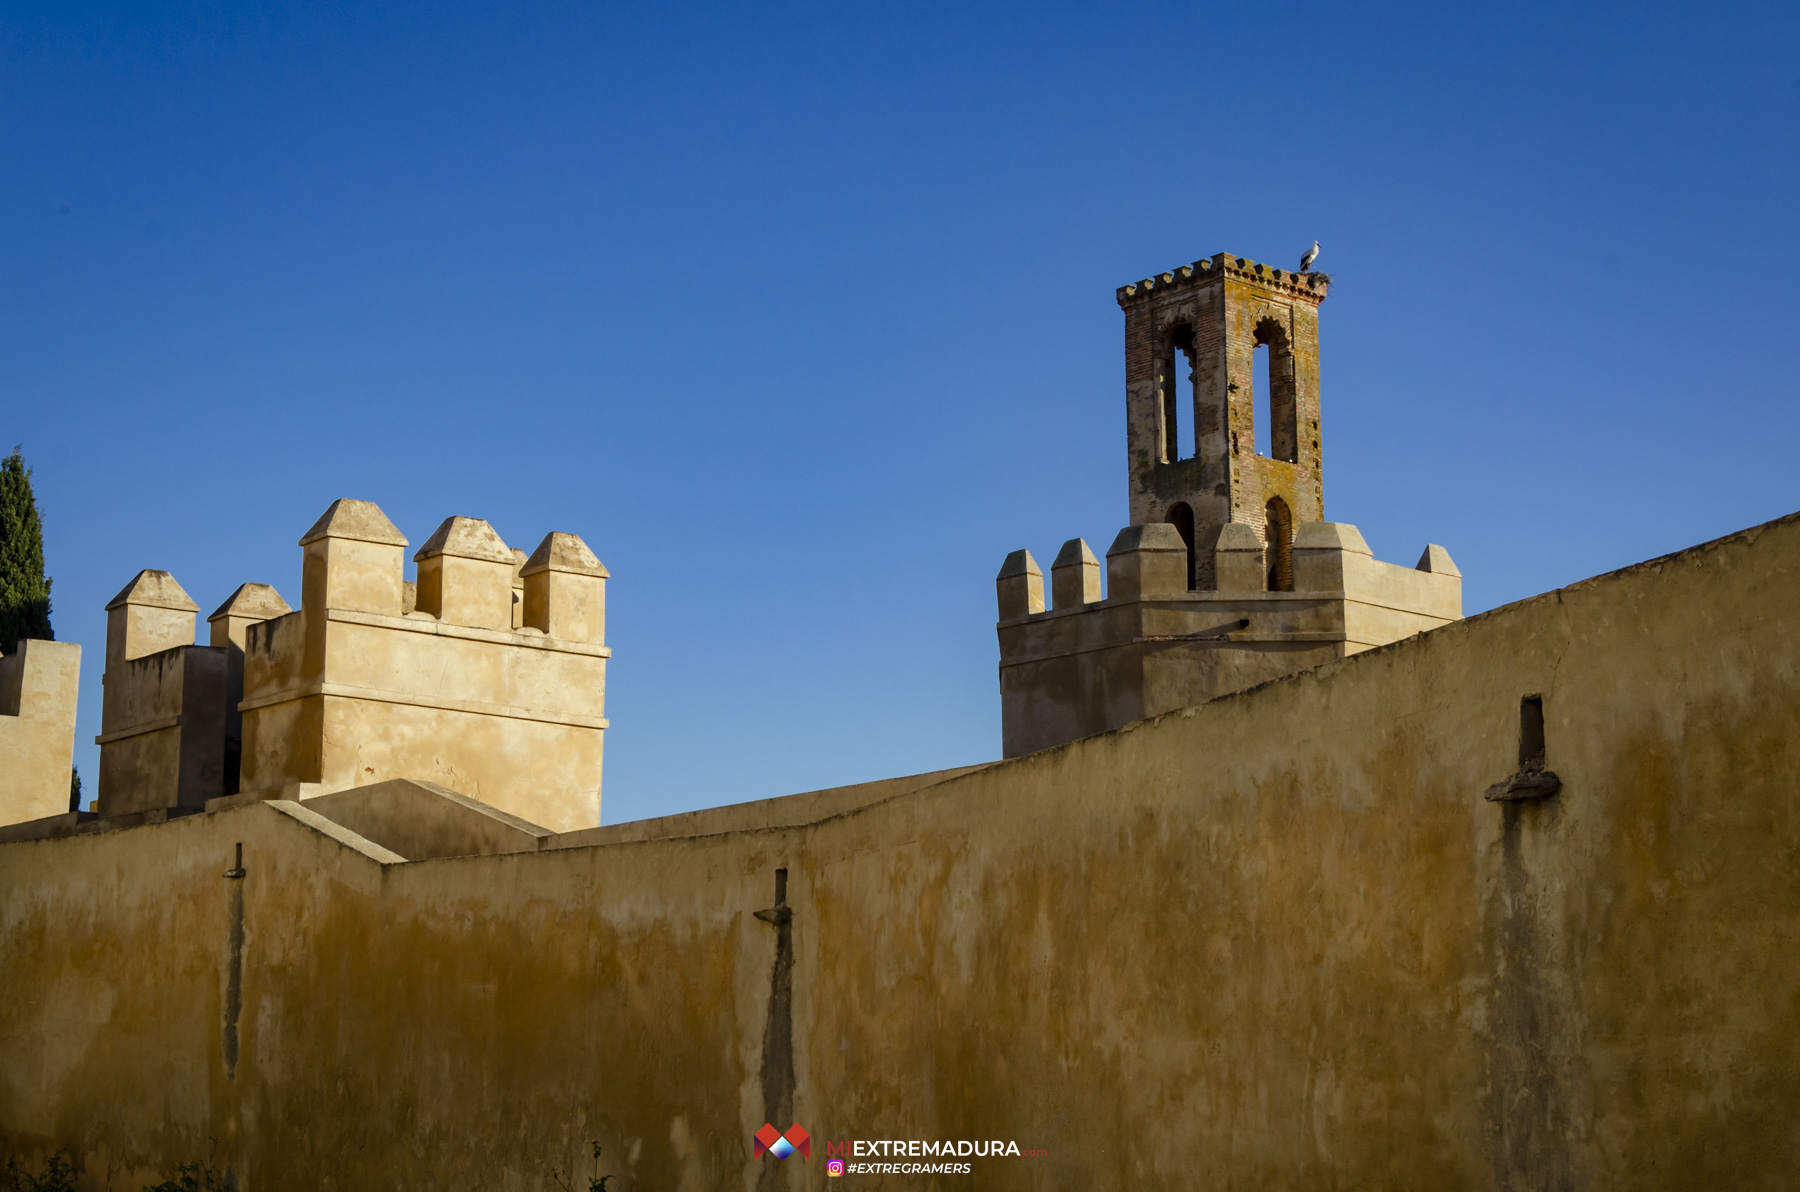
996,520,1460,757
413,515,516,629
998,522,1459,622
995,246,1461,755
95,571,229,817
521,531,609,644
104,569,200,667
1117,252,1330,307
206,584,292,799
91,499,612,832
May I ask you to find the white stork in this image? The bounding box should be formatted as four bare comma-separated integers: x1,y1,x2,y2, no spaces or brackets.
1300,240,1320,272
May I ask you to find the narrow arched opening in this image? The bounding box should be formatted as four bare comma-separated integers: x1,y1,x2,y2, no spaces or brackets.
1253,339,1272,458
1166,502,1197,591
1264,497,1293,591
1160,324,1196,463
1252,318,1299,463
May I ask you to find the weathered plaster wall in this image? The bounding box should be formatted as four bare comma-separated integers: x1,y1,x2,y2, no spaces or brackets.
237,506,611,832
95,646,228,817
0,799,764,1191
303,777,555,859
552,763,996,849
4,515,1799,1190
0,640,80,826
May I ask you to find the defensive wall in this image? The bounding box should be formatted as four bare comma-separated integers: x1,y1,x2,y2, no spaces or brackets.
3,511,1798,1190
997,520,1460,757
15,498,612,836
233,502,609,832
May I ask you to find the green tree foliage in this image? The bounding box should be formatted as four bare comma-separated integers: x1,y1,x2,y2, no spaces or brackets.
0,447,54,654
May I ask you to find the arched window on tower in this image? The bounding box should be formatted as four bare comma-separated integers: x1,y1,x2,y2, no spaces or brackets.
1166,502,1197,591
1264,497,1293,591
1252,318,1299,463
1161,325,1196,463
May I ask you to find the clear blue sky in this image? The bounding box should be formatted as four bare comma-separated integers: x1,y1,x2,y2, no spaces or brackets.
6,1,1798,823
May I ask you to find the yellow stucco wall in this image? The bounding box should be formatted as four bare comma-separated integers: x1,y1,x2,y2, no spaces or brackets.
239,534,609,831
0,640,80,826
3,513,1799,1189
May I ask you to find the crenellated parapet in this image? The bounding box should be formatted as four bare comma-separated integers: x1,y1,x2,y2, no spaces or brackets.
995,247,1464,756
236,500,610,831
1115,252,1330,306
88,499,612,832
95,571,230,817
299,498,409,616
93,572,294,817
996,521,1461,757
521,532,608,644
414,515,516,630
207,583,292,797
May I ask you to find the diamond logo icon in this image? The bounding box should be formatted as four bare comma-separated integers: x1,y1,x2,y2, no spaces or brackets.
753,1123,810,1160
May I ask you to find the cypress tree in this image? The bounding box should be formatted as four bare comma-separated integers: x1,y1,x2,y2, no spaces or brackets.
0,446,54,654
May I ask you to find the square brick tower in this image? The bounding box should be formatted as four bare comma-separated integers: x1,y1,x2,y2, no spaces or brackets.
1121,253,1327,590
995,250,1462,758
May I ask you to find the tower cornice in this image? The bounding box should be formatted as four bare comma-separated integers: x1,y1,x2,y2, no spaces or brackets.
1117,253,1330,309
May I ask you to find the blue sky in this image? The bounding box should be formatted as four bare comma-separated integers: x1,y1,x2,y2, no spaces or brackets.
5,1,1798,823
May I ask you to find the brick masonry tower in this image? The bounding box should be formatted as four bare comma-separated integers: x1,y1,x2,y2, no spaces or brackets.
995,249,1461,758
1121,253,1328,591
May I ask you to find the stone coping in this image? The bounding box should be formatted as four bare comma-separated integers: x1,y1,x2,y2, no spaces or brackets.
1116,252,1330,306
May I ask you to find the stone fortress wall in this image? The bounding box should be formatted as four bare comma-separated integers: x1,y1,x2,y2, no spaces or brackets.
2,512,1797,1190
4,248,1800,1189
3,499,611,836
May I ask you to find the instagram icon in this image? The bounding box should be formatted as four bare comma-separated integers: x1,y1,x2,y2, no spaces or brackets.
826,1159,845,1177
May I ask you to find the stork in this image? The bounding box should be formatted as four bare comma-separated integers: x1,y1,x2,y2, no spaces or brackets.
1300,240,1320,272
